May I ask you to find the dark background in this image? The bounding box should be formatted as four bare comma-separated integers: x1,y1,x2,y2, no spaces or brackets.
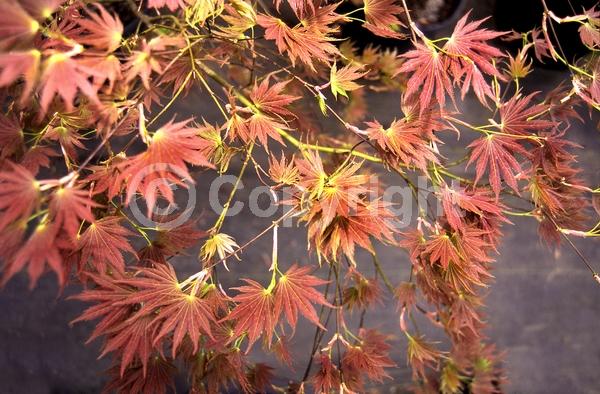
1,0,600,393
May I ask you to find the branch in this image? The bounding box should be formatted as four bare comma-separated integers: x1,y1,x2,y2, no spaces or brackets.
195,60,383,163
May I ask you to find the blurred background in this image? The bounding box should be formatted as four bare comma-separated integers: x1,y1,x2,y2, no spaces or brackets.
1,0,599,393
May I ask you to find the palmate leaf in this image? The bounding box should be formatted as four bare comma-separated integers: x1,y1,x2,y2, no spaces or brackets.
0,2,39,48
123,37,183,89
0,162,39,231
307,200,396,263
0,115,23,159
268,153,299,185
342,328,395,384
250,78,299,116
442,13,507,105
229,77,300,147
312,354,341,393
70,272,134,343
406,333,442,380
256,4,342,71
399,43,453,113
275,0,312,17
20,146,59,175
363,0,406,39
365,118,438,172
104,356,176,394
2,223,65,288
330,62,366,99
0,50,40,105
117,118,214,214
43,125,86,160
38,52,101,115
274,264,331,330
439,184,505,232
297,154,369,230
153,219,206,257
224,279,278,350
315,168,367,231
579,8,600,49
102,314,160,377
499,93,555,135
119,264,216,357
423,232,462,269
49,183,100,239
77,216,136,274
71,272,158,376
229,111,288,146
527,28,551,62
73,4,124,53
467,135,528,197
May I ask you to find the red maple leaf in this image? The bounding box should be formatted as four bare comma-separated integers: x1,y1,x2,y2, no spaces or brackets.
312,354,341,393
225,279,278,350
117,118,214,214
43,125,86,160
123,37,183,89
153,219,206,257
49,183,100,239
0,50,40,105
101,314,160,377
72,271,168,376
250,78,299,117
406,333,442,380
467,135,528,197
257,8,341,71
20,146,59,175
89,60,122,96
235,111,289,147
440,184,505,232
104,356,176,394
0,162,39,231
120,264,216,357
274,264,331,330
307,200,396,263
72,4,123,52
363,0,406,39
342,328,395,384
0,2,39,49
70,272,135,345
203,350,252,393
499,93,555,135
343,269,383,311
442,13,507,105
2,222,65,288
38,52,101,115
579,8,600,49
296,152,369,230
77,216,136,274
423,232,462,269
527,28,551,62
366,118,439,171
247,363,274,393
274,0,312,18
399,43,453,113
0,115,23,159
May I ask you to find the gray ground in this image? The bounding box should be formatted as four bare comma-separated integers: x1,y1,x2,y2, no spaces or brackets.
1,4,599,393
